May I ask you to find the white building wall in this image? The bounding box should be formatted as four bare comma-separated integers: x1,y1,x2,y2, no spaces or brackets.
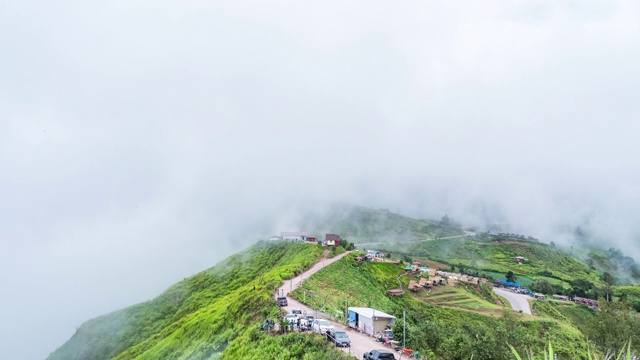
359,316,374,335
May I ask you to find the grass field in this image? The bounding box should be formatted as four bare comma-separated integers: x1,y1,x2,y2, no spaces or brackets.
413,285,504,316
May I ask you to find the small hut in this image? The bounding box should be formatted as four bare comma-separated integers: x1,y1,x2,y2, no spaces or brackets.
408,280,421,292
387,289,405,296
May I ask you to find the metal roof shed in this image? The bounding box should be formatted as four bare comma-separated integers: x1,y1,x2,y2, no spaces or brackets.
348,307,396,336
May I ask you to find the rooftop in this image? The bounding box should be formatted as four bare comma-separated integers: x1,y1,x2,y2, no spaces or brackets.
281,232,309,236
348,307,396,319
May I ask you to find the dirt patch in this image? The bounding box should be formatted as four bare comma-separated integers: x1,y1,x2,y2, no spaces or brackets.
417,259,449,269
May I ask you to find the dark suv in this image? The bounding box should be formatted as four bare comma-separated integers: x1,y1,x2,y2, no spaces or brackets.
277,296,287,306
363,349,396,360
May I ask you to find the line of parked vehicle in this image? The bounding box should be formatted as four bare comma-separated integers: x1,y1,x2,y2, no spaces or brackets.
279,306,352,347
278,296,404,359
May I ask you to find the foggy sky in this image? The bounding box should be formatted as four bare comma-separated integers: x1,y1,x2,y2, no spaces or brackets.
2,1,640,359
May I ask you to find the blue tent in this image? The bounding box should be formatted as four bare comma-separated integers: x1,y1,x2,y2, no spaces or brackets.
515,283,521,288
507,281,514,286
501,280,507,285
348,311,357,322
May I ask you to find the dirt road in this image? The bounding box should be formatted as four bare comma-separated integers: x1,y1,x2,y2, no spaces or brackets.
276,251,401,358
493,288,533,315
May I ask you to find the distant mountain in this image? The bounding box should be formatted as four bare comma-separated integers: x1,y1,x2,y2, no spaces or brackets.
295,204,465,243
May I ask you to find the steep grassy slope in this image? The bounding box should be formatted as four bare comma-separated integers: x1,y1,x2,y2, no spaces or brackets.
532,300,596,330
47,242,352,360
290,254,588,359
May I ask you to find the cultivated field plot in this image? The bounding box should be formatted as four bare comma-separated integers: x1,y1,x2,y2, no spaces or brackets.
414,286,504,316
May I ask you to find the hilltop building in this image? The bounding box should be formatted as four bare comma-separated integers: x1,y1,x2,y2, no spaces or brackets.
281,232,309,242
367,250,384,258
325,233,340,246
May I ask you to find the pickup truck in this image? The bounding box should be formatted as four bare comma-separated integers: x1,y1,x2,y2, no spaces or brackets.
311,319,334,334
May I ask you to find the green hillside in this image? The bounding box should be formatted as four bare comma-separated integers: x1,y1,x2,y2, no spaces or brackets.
290,253,589,359
47,241,352,360
378,236,605,290
298,204,464,243
47,208,640,360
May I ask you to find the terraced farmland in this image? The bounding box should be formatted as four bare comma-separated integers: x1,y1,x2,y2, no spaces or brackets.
413,285,504,316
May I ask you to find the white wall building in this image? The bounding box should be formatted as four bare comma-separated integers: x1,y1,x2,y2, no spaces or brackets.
367,250,384,258
280,231,309,242
348,307,396,336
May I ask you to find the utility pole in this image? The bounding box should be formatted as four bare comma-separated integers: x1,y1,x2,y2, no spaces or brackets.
372,303,375,336
345,297,348,324
403,310,406,349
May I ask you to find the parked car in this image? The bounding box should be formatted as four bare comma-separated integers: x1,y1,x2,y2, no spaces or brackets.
363,349,396,360
326,329,351,347
277,296,288,306
291,309,303,319
283,314,297,323
362,350,396,360
312,319,334,334
304,314,315,323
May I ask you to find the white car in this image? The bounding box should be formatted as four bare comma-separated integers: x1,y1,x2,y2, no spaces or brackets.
291,309,303,319
283,314,297,323
312,319,334,334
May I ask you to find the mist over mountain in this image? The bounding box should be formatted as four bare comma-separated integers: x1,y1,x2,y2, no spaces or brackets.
2,1,640,359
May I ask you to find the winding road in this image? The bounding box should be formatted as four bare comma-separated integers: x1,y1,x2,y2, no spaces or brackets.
493,288,533,315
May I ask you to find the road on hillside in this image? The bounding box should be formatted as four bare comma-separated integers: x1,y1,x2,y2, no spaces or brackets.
356,234,469,246
276,251,401,358
493,288,533,315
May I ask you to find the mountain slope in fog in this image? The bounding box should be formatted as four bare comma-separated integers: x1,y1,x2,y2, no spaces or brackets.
46,242,350,360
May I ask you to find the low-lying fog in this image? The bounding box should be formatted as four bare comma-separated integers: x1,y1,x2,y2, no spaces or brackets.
1,1,639,359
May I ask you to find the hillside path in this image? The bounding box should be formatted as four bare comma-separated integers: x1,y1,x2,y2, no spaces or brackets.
357,233,468,246
276,250,350,298
493,288,533,315
276,250,395,358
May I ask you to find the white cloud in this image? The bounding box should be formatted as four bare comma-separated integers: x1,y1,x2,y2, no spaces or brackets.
1,1,640,359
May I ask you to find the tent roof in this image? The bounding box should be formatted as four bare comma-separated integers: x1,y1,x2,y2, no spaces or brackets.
348,307,396,320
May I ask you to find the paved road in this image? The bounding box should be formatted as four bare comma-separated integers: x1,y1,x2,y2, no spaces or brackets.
276,251,398,358
493,288,533,315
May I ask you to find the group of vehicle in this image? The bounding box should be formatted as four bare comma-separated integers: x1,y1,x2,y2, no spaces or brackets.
277,296,403,358
280,307,351,347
